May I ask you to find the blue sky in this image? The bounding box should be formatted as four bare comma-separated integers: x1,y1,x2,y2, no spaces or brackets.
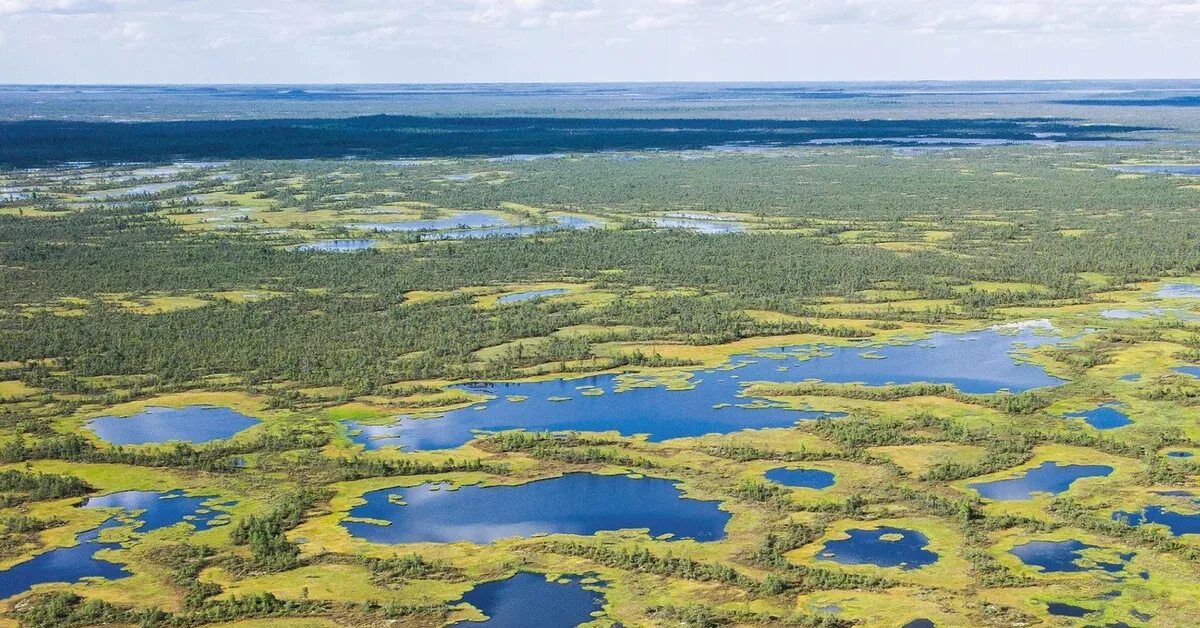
2,0,1198,83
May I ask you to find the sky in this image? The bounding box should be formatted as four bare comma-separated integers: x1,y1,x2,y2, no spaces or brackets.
2,0,1199,83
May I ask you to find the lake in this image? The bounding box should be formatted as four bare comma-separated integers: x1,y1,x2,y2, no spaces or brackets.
1158,284,1200,299
814,526,938,570
345,327,1064,451
453,572,605,628
85,405,259,445
495,289,568,304
341,473,730,544
0,489,230,601
420,216,600,240
649,217,744,234
1062,403,1132,430
1112,165,1200,176
1113,492,1200,536
764,467,835,489
968,462,1113,500
1009,539,1128,573
357,211,506,232
1175,366,1200,379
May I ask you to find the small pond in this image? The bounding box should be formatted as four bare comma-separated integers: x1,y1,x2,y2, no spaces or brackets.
764,467,835,489
341,473,729,544
1062,403,1132,430
453,572,605,628
649,217,744,234
814,526,938,570
1158,284,1200,299
495,289,568,304
357,211,507,232
85,405,259,446
968,462,1113,501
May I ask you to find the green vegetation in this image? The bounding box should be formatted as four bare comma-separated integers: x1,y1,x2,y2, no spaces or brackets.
3,145,1200,626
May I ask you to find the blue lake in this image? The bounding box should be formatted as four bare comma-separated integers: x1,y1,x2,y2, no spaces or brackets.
1009,539,1127,573
1166,451,1194,459
421,216,600,240
341,473,729,544
495,289,568,304
297,239,378,252
650,217,743,234
345,327,1063,451
82,490,230,533
454,572,604,628
764,467,835,489
814,526,937,570
968,462,1113,500
901,621,935,628
1158,284,1200,299
1113,493,1200,536
85,405,259,445
0,490,229,601
1062,403,1132,430
1175,366,1200,379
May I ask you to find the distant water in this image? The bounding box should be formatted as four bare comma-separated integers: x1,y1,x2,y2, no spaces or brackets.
814,526,938,570
454,572,605,628
649,217,743,234
1158,284,1200,299
85,405,259,445
1112,165,1200,176
341,473,729,543
968,462,1113,500
495,289,568,304
356,211,506,232
1175,366,1200,379
297,239,378,252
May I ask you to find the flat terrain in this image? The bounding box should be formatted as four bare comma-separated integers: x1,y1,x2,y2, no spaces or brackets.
2,128,1200,627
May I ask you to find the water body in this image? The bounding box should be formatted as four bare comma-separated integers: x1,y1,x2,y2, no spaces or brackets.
1100,308,1199,321
1047,602,1094,618
421,216,600,240
0,490,230,601
1112,165,1200,176
1158,284,1200,299
1062,403,1132,430
83,181,187,199
0,519,127,601
1113,493,1200,536
85,405,259,445
1009,539,1127,573
357,211,506,232
649,217,744,234
764,467,835,489
495,289,568,304
1175,366,1200,379
1167,451,1194,459
82,490,231,532
814,526,938,570
296,239,378,252
901,621,935,628
453,572,604,628
968,462,1113,500
345,327,1063,451
1120,374,1141,382
341,473,729,544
